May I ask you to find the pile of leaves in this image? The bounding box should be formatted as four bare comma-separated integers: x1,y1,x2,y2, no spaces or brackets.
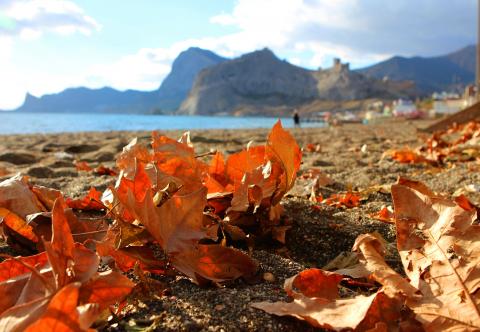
0,120,301,330
387,120,480,165
252,178,480,331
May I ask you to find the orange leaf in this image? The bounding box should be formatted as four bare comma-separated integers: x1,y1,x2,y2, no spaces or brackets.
266,120,302,203
79,270,135,311
171,244,257,284
289,269,343,299
0,207,38,243
66,187,105,211
455,194,476,211
24,283,98,332
74,161,92,172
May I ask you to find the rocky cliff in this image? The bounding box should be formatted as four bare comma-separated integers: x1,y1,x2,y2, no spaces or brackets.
156,47,227,111
179,48,319,115
179,50,414,115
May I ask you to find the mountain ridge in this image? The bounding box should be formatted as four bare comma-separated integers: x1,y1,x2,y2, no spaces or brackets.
6,45,476,115
357,45,475,93
179,48,415,115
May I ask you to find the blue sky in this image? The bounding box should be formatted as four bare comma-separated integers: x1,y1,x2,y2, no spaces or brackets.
0,0,477,109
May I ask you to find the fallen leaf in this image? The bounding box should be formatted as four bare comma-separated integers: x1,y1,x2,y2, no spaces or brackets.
392,180,480,330
66,187,105,211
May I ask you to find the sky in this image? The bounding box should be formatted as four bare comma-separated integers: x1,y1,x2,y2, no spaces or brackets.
0,0,477,110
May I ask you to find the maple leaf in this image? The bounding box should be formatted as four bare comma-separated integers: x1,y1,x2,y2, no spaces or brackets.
392,180,480,330
112,161,257,284
0,198,134,331
265,120,302,204
151,132,206,192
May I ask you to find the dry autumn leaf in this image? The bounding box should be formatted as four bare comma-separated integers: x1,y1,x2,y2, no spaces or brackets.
392,180,480,330
0,197,134,331
251,268,411,331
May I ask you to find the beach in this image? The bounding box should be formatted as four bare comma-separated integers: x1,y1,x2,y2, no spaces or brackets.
1,119,479,330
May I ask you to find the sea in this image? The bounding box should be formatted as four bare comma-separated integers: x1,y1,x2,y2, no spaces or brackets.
0,112,324,135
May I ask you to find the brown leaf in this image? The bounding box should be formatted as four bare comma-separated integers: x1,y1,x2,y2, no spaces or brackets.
0,174,45,218
31,185,63,211
79,270,135,311
351,233,418,298
392,180,480,330
286,269,343,299
0,208,38,243
24,282,99,332
266,120,302,204
66,187,105,211
171,244,257,284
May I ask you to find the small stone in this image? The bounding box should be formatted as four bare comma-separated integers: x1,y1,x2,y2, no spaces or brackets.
214,304,225,311
263,272,276,282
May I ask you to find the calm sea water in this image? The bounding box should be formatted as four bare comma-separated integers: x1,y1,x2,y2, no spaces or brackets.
0,112,323,134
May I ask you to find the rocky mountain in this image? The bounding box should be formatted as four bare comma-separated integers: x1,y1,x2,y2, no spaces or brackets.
179,49,414,115
358,45,475,94
156,47,227,111
11,47,226,114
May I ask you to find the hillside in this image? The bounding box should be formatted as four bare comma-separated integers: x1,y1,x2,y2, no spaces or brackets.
358,45,475,94
156,47,227,111
179,50,414,115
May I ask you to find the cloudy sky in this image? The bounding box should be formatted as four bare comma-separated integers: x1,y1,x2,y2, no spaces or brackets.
0,0,476,109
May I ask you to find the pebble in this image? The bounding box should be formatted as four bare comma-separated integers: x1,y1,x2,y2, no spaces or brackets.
263,272,276,282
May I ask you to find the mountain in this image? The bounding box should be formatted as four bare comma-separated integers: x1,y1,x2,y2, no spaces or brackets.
179,49,414,115
179,48,318,115
11,47,226,114
17,88,158,114
156,47,227,111
358,45,475,94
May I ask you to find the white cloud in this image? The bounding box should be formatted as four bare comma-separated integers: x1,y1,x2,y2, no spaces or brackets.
0,0,100,39
0,0,101,109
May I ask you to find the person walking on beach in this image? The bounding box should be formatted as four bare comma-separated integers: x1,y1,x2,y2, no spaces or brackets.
293,109,300,128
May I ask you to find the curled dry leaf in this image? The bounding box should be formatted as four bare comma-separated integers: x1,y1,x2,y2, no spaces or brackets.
112,160,257,284
351,233,418,298
0,197,134,331
252,268,408,331
392,180,480,330
0,174,45,219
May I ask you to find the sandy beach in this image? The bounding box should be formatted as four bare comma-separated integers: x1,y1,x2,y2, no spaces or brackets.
1,119,480,331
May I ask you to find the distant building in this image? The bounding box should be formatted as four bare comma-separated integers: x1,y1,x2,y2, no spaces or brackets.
431,86,476,114
332,58,350,72
392,99,421,118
